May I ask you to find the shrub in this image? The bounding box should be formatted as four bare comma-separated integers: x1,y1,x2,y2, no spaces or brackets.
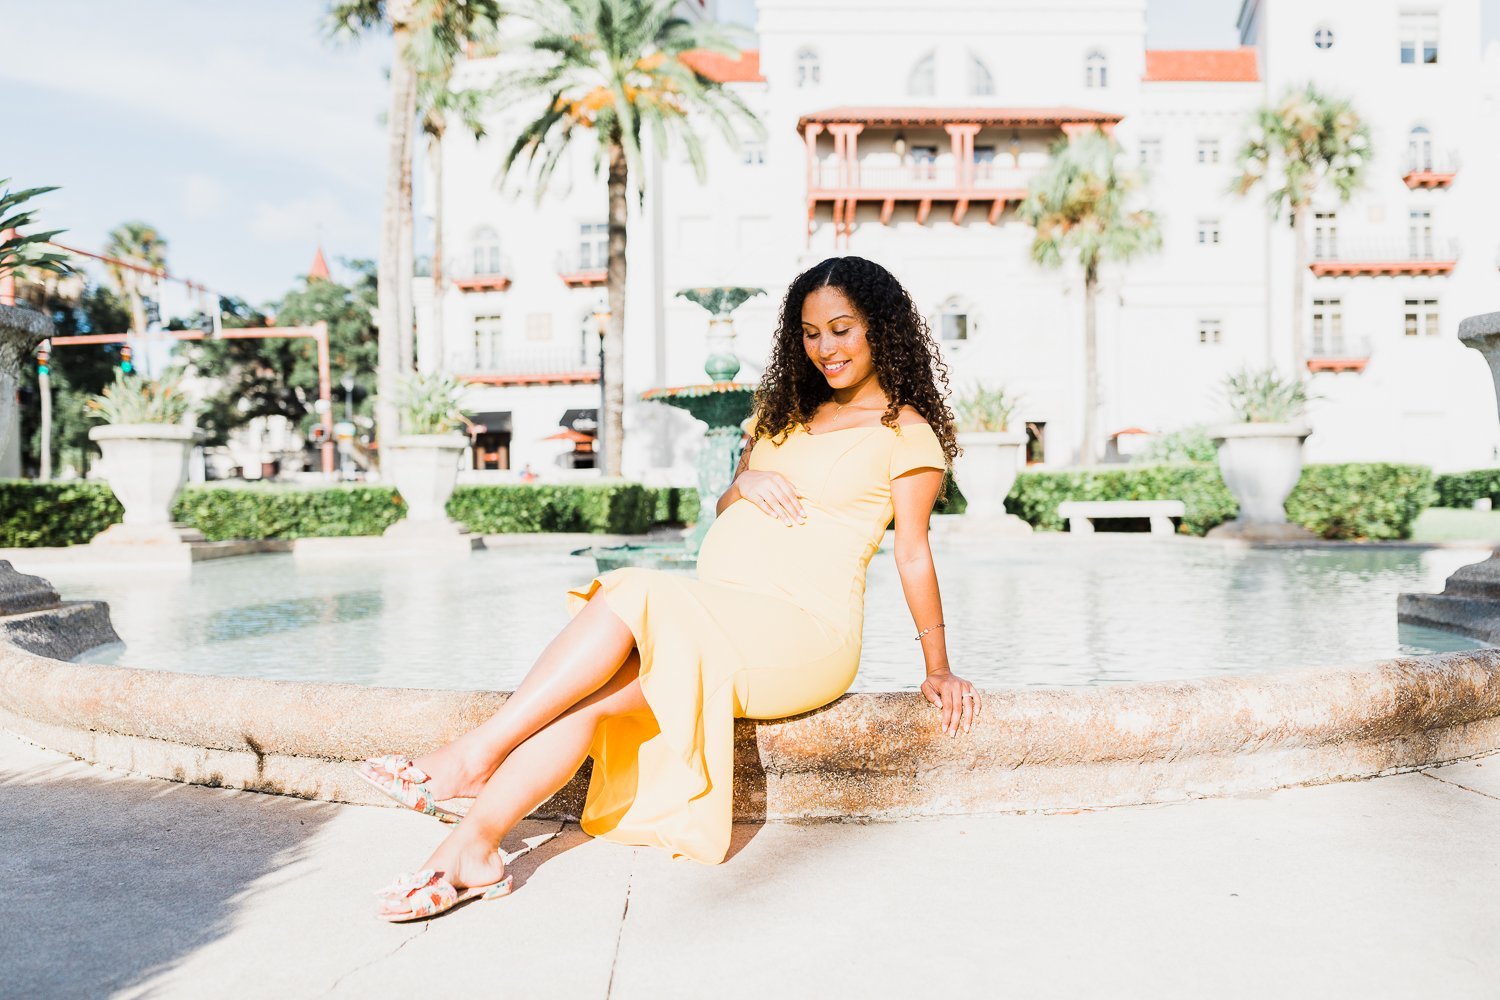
0,480,122,546
87,371,197,424
171,484,405,540
1005,461,1433,540
1284,463,1435,540
1433,469,1500,508
446,483,659,534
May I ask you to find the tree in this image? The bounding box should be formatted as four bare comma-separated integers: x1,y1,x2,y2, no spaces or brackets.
499,0,760,476
1018,128,1160,467
179,262,379,448
414,17,499,373
327,0,504,452
1232,83,1370,373
102,221,167,375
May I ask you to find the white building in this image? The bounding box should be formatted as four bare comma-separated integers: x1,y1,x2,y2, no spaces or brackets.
416,0,1500,484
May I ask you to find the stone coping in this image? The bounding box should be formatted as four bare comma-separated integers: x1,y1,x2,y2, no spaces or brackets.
2,600,1498,822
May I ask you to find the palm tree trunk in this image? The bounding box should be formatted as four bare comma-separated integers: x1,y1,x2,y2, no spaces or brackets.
603,140,628,477
1290,202,1308,375
376,4,416,452
1080,264,1100,467
429,126,446,373
399,81,417,374
126,275,148,377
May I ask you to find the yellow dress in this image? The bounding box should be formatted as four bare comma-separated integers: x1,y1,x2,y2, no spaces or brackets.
564,419,947,863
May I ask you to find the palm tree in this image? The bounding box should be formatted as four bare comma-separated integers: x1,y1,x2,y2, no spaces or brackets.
414,20,499,373
102,221,167,376
499,0,760,476
1232,83,1369,374
1018,128,1160,467
327,0,502,449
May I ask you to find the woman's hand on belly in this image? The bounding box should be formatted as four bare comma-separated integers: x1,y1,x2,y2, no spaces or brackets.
733,471,806,526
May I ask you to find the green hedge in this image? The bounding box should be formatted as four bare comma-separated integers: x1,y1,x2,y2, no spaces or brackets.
172,484,406,541
1433,468,1500,508
1006,462,1434,540
0,479,700,547
0,481,123,547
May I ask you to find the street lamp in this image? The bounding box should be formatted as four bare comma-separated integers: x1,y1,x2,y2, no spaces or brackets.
340,371,355,479
591,306,610,472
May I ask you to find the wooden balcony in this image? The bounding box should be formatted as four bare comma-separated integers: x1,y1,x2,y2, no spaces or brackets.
1306,337,1373,374
798,106,1121,244
1402,151,1459,189
450,256,513,293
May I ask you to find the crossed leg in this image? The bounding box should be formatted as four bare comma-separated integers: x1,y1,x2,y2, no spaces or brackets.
402,594,654,890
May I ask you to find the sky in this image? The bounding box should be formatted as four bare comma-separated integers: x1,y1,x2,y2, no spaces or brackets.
6,0,1498,309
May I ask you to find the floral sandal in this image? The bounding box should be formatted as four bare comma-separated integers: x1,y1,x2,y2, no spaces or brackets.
355,755,468,824
375,869,514,923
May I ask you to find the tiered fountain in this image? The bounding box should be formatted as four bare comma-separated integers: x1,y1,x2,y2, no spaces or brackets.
575,287,763,573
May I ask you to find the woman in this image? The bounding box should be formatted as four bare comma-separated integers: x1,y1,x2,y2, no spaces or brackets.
360,255,983,921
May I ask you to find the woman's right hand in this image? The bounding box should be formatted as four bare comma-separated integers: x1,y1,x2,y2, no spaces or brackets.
734,471,806,526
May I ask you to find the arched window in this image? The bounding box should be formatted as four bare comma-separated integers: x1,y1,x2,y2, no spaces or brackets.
1085,50,1108,89
795,47,821,88
969,52,995,96
470,226,502,275
1313,26,1335,49
1407,124,1433,172
937,296,971,341
908,51,936,97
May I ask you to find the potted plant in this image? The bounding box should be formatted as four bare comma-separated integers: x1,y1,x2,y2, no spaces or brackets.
950,382,1031,529
86,371,201,543
1206,366,1318,539
382,372,476,542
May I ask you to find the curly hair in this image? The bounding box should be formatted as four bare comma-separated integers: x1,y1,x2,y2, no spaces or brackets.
752,255,960,470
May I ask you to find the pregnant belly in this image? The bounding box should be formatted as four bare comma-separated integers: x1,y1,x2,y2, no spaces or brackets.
695,501,866,622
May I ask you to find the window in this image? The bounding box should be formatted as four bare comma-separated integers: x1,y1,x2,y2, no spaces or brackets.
973,145,997,180
938,297,969,341
1138,137,1162,166
969,53,995,96
1198,319,1223,346
578,222,608,270
911,144,938,181
1399,12,1439,64
472,314,503,370
795,47,820,87
1407,125,1433,172
740,139,767,166
1196,138,1221,165
1313,211,1339,258
908,51,935,97
1025,421,1046,465
1312,298,1343,354
1404,298,1439,337
1197,219,1222,246
1085,50,1108,88
470,226,502,276
1408,209,1434,257
1314,26,1335,49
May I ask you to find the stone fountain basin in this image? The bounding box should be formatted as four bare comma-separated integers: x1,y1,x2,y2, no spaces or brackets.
2,600,1498,821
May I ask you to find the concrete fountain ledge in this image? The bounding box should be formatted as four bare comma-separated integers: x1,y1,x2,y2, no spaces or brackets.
2,600,1499,820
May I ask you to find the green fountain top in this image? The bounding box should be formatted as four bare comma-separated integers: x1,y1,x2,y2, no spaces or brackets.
675,286,765,318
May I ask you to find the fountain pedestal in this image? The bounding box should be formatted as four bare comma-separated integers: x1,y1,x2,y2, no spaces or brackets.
1398,310,1500,638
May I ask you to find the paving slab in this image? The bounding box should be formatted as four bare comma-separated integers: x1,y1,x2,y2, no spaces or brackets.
1427,756,1500,799
2,733,1497,1000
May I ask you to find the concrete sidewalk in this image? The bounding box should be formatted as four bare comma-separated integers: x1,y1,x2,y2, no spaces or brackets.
3,732,1497,1000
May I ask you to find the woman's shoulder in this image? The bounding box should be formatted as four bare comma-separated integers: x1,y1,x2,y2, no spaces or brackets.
891,406,935,432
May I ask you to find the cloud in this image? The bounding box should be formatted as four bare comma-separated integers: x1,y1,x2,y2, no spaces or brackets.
248,194,353,243
181,174,230,217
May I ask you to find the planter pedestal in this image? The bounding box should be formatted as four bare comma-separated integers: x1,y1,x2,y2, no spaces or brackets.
383,434,483,555
87,424,201,552
951,430,1032,536
1205,422,1317,542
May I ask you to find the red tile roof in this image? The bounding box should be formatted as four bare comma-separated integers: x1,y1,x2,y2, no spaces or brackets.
797,106,1122,133
1143,48,1259,82
308,246,330,281
681,49,763,83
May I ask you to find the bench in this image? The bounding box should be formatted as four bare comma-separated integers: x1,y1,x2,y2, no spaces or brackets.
1056,500,1186,537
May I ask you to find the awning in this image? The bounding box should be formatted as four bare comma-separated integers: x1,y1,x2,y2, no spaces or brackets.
561,408,599,432
468,411,512,435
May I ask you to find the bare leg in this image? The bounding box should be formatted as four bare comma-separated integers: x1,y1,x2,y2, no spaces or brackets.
415,651,650,890
414,594,635,799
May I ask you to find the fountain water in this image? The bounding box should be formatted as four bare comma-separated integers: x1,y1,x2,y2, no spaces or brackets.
575,287,763,573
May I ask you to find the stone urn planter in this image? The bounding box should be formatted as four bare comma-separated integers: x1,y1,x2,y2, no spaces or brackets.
952,430,1032,533
1205,423,1316,541
88,423,203,545
382,433,480,550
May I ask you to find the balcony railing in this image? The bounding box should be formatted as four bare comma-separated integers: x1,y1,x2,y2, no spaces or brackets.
556,251,607,288
457,345,601,385
1307,336,1373,373
1309,237,1459,276
449,255,513,292
811,160,1031,193
1402,149,1460,188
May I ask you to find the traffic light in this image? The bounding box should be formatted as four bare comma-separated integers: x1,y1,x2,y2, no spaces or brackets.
35,345,48,378
120,345,134,374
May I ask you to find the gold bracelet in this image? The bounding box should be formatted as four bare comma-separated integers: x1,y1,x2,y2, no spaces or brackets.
914,623,945,641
